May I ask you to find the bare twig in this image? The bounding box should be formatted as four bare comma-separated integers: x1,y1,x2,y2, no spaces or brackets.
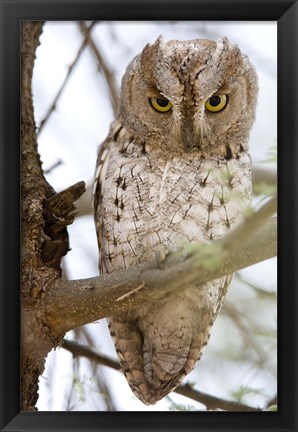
116,282,146,301
37,21,98,136
174,384,261,411
222,301,276,376
62,339,262,411
62,339,121,371
67,328,116,411
78,327,117,411
44,159,63,174
234,273,277,299
79,21,120,115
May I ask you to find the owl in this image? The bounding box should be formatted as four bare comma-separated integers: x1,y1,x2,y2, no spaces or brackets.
93,36,258,405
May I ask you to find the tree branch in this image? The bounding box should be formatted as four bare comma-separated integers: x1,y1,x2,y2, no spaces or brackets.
79,21,120,115
62,339,121,371
37,21,98,135
174,384,261,412
61,339,262,411
44,196,277,336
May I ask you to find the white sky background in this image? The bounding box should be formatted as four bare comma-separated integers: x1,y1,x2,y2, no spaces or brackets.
33,21,277,411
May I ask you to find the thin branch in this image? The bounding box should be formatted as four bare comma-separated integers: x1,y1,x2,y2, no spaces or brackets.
44,158,63,174
78,327,117,411
234,273,277,299
62,339,261,411
68,328,116,411
222,301,276,377
45,197,277,335
62,339,121,371
174,384,261,412
37,21,98,136
79,21,120,115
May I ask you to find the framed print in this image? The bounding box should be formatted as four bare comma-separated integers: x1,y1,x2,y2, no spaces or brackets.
0,1,297,431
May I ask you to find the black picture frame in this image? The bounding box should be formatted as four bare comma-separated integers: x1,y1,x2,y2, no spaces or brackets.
0,0,297,431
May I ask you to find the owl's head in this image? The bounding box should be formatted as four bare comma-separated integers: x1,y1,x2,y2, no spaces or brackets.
118,36,258,158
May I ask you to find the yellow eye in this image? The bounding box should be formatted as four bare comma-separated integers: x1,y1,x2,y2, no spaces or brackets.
205,94,227,112
150,97,172,113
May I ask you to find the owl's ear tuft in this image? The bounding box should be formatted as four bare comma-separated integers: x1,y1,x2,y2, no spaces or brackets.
155,34,166,47
212,37,243,76
140,35,165,69
147,35,165,50
220,36,232,47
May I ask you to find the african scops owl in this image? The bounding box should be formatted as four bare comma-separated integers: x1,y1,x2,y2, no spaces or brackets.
93,36,258,404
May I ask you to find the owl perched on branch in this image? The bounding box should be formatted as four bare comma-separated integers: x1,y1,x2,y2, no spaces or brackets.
93,36,258,405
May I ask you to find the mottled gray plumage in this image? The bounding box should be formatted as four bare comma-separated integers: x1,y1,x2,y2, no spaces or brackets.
93,36,258,405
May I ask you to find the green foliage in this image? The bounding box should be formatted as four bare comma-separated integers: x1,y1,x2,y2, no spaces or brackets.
231,385,266,404
182,241,224,270
167,397,198,411
263,145,277,164
256,328,277,339
242,204,255,219
253,182,277,196
72,373,100,406
73,376,86,403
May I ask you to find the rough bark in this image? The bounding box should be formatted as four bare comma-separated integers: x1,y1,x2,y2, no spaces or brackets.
20,21,85,411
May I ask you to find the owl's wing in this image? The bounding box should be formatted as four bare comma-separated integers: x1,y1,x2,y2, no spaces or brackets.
108,275,233,405
107,314,160,404
108,312,192,406
108,307,208,405
93,138,111,274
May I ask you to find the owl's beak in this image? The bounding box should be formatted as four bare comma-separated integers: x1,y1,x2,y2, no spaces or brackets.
181,123,195,151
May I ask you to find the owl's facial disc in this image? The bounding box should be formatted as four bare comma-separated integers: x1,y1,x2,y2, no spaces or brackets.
119,37,258,157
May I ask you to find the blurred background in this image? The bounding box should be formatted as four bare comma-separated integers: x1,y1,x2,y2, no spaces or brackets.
32,21,277,411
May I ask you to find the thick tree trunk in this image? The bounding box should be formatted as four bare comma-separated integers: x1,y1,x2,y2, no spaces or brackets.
20,21,85,411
